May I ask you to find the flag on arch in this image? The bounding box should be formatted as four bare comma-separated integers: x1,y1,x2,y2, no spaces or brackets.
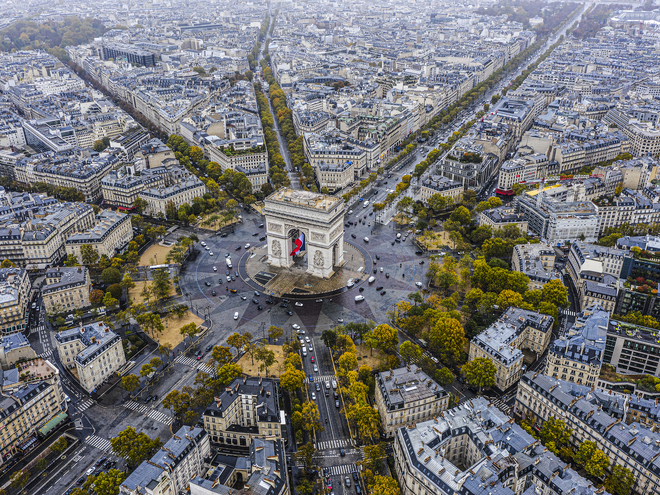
290,232,305,256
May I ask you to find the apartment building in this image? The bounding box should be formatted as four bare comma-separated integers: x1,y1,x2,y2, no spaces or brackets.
374,364,449,437
65,210,132,261
565,241,628,311
120,426,210,495
42,266,92,315
0,267,31,335
202,376,282,445
419,175,463,207
436,138,499,191
206,139,269,188
516,372,660,495
394,396,604,495
0,333,37,370
604,318,660,377
190,438,288,495
101,164,188,209
511,243,559,290
54,321,126,393
139,176,207,218
545,304,609,386
303,131,367,183
468,307,554,390
315,160,354,193
478,205,528,233
0,358,64,467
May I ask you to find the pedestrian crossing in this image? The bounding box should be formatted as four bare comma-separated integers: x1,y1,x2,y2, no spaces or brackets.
123,400,174,425
31,324,45,335
312,375,335,383
174,355,215,375
327,463,362,476
490,398,511,414
560,309,577,317
314,438,351,451
39,349,53,358
76,398,95,412
85,435,112,452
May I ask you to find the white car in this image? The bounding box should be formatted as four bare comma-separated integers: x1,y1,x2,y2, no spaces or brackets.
234,312,239,320
311,392,316,400
295,302,303,307
201,241,207,247
380,267,384,273
227,276,231,282
205,246,210,250
213,266,217,271
308,343,313,352
292,324,300,330
416,282,423,288
314,364,319,373
305,336,310,343
348,210,353,214
245,243,251,249
209,252,214,256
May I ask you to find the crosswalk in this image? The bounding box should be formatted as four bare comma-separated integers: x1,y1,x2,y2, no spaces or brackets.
311,375,335,383
490,398,511,414
39,349,53,358
123,400,174,425
174,355,215,375
315,438,351,451
76,398,94,412
560,309,577,317
31,324,46,335
86,435,112,452
327,463,362,476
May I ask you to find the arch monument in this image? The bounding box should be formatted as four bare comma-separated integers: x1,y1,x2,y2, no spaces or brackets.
263,188,345,278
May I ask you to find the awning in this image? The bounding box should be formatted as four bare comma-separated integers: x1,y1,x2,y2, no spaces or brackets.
17,435,37,452
38,412,68,437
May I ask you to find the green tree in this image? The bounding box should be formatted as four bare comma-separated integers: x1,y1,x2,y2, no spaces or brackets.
91,469,127,495
179,322,199,343
605,465,635,495
370,323,398,353
538,417,572,455
80,244,99,265
295,441,316,471
462,357,497,392
137,312,165,336
121,374,140,394
102,291,119,311
151,268,172,300
35,457,48,472
50,436,68,455
254,346,276,375
64,254,79,266
162,389,192,419
321,329,338,349
111,426,162,468
9,470,29,491
268,325,284,342
101,267,122,285
139,363,154,378
434,367,454,386
399,341,422,364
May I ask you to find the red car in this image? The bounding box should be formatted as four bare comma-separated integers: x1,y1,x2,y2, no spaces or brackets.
311,356,315,363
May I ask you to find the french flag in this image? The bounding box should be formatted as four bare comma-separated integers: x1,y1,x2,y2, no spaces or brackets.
290,232,305,256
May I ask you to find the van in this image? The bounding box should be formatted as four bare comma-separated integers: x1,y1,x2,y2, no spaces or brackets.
368,276,375,284
325,381,330,389
332,379,338,390
355,295,365,302
302,346,307,357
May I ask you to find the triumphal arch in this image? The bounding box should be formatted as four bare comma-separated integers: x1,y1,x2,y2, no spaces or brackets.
263,188,345,278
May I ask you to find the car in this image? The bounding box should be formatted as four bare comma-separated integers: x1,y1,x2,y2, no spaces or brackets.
241,296,247,300
245,243,251,249
206,344,213,352
340,448,345,456
65,394,71,402
316,298,323,303
201,241,206,247
258,305,263,310
311,356,315,363
375,255,380,260
309,374,314,382
211,290,217,296
353,472,359,482
197,352,204,360
359,287,364,292
230,288,237,293
334,391,339,399
351,234,356,239
386,273,390,278
220,233,228,237
266,299,274,304
346,477,351,487
144,395,152,404
311,392,316,400
287,311,293,316
218,278,223,284
348,210,353,214
356,484,362,494
380,290,386,296
96,457,107,467
305,336,310,343
226,269,230,275
419,260,425,265
231,276,235,281
77,477,86,485
252,298,258,304
416,282,423,288
227,276,231,282
254,291,260,296
295,302,303,307
338,318,344,323
364,214,367,218
205,246,210,251
292,324,300,330
373,269,377,274
314,364,319,372
259,236,266,241
416,250,424,255
335,400,340,408
225,253,230,258
327,482,333,490
315,383,321,391
209,252,214,256
252,232,259,236
205,281,211,286
235,246,242,251
259,223,264,228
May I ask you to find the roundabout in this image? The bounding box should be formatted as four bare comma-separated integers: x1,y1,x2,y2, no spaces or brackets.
177,189,429,344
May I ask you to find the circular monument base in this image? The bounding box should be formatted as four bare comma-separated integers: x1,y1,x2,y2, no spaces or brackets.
242,242,370,298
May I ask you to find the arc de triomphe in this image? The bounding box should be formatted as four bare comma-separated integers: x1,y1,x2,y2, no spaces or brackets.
263,189,345,278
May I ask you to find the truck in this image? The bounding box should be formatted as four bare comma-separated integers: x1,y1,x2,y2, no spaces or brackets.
225,258,232,269
363,200,370,208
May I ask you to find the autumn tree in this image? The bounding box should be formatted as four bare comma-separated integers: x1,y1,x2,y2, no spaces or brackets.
111,426,162,468
91,469,127,495
399,341,422,364
462,357,497,392
162,389,192,420
429,318,466,364
369,475,400,495
254,346,276,375
302,401,323,433
268,325,284,342
605,465,635,495
121,374,140,394
280,366,306,391
538,417,572,456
